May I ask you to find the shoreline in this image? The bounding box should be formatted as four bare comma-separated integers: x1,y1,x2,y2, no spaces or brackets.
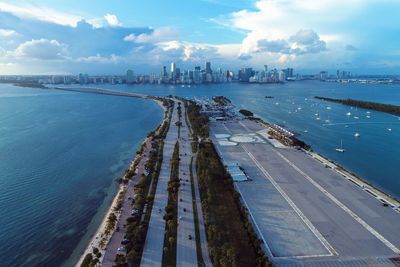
74,98,167,267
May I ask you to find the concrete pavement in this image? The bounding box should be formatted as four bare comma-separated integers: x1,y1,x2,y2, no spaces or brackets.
176,103,198,267
210,118,400,267
140,101,179,267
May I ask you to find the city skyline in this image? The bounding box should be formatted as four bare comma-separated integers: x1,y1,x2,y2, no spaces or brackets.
0,0,400,75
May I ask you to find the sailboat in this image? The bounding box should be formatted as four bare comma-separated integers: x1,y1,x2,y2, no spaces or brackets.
336,140,345,152
354,132,360,138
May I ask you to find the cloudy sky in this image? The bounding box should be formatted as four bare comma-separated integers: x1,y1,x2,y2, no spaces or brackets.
0,0,399,75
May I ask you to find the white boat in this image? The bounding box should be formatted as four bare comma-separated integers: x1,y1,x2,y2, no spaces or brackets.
366,111,371,114
388,128,392,131
346,112,352,116
275,102,279,105
326,106,332,110
366,115,371,119
354,132,360,137
304,130,308,133
354,116,359,119
335,140,345,152
316,117,321,120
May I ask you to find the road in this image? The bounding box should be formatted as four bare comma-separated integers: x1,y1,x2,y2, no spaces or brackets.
102,139,152,266
210,118,400,267
140,101,179,267
176,102,198,267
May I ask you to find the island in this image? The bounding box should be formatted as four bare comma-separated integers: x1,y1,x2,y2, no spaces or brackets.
315,96,400,116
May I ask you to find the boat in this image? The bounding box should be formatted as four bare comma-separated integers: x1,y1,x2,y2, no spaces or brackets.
316,117,321,120
304,129,308,133
335,140,345,152
354,116,359,119
388,128,392,131
354,132,360,137
326,106,332,110
346,112,352,116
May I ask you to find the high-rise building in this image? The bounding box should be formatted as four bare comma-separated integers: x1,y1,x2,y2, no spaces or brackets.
264,65,268,73
319,71,328,80
278,70,286,82
238,68,254,82
205,62,212,74
161,65,168,82
170,62,176,80
126,69,135,84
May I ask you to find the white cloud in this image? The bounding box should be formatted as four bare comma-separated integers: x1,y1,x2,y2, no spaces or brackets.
76,53,123,64
0,29,18,37
124,27,179,43
0,2,82,26
104,14,121,27
15,39,68,60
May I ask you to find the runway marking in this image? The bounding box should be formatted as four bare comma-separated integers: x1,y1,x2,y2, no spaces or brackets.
272,148,400,255
220,123,336,258
241,144,337,258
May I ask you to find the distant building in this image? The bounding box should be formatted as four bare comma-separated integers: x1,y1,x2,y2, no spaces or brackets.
161,65,168,82
319,71,328,80
170,62,176,80
238,68,254,82
126,69,135,84
205,62,212,74
278,70,286,82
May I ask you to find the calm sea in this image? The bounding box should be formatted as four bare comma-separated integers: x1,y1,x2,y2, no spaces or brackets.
0,84,163,267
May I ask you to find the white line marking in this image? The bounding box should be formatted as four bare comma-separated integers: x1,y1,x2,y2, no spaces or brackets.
221,123,336,258
273,148,400,255
241,144,337,258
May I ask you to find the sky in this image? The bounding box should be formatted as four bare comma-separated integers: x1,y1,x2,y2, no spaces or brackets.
0,0,399,75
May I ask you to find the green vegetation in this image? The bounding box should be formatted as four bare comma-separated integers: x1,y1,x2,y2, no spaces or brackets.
196,143,270,267
116,100,172,267
189,156,206,267
191,142,198,153
162,141,180,267
213,96,231,106
123,136,166,266
315,96,400,116
239,109,254,117
186,101,209,139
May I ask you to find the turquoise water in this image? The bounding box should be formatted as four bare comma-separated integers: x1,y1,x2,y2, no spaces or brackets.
0,85,163,266
93,81,400,199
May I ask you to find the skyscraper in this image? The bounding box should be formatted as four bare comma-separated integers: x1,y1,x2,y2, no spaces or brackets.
205,62,212,74
126,69,134,84
161,65,168,82
170,62,176,80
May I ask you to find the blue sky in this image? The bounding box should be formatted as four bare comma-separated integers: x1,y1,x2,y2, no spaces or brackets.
0,0,399,75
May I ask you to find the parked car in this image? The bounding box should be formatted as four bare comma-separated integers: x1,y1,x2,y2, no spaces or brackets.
188,234,192,240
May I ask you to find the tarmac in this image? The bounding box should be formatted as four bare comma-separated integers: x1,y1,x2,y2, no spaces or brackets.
210,118,400,267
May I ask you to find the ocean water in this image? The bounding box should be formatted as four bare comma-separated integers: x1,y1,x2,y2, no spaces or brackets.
0,84,163,267
91,81,400,199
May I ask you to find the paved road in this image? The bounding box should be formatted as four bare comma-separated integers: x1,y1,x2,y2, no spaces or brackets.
176,102,198,267
210,118,400,267
140,102,179,267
